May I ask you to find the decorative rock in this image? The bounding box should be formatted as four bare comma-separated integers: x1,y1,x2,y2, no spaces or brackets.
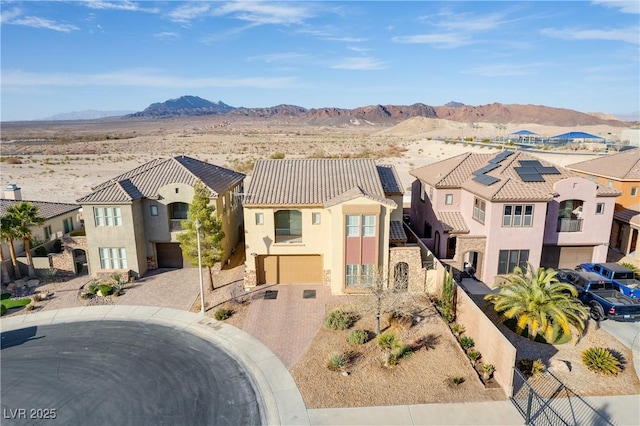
549,359,571,373
7,283,17,292
341,371,350,376
27,279,40,288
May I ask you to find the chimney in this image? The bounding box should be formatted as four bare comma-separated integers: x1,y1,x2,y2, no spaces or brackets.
4,184,22,201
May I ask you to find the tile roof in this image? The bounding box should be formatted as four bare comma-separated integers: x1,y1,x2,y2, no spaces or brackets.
566,148,640,180
0,199,80,219
613,208,640,227
77,156,245,203
244,158,399,207
389,221,408,243
410,151,621,202
435,211,470,234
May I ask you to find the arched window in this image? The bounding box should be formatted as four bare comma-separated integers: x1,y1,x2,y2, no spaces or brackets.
170,202,189,220
274,210,302,243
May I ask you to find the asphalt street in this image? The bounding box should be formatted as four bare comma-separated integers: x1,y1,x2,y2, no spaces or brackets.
1,321,262,426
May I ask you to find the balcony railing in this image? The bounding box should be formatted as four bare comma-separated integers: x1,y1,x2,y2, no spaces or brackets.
169,220,184,232
275,228,302,243
557,218,583,233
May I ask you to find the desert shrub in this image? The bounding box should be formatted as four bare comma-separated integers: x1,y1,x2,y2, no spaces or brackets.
458,336,475,350
25,304,34,311
88,283,97,294
269,152,285,159
582,347,621,376
347,329,368,345
482,364,495,376
450,323,465,336
388,311,412,330
395,344,413,360
467,350,481,363
518,358,545,377
1,305,6,316
96,284,113,296
452,377,465,385
324,310,353,330
326,352,348,371
3,157,23,164
214,308,233,321
32,293,42,303
440,270,456,323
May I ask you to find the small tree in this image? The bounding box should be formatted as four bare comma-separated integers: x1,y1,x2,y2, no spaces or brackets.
439,269,456,323
177,181,225,291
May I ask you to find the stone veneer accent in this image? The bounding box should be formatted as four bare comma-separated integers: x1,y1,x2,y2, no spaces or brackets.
388,246,427,293
244,268,257,289
452,236,486,279
323,269,331,287
49,235,88,277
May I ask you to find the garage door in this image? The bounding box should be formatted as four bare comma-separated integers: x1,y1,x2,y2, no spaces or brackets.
558,246,593,269
156,243,184,268
256,255,322,284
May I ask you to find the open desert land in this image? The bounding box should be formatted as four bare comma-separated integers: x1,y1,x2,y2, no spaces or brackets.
0,116,633,204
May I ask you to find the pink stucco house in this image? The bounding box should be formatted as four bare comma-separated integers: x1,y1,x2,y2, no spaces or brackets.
409,150,620,285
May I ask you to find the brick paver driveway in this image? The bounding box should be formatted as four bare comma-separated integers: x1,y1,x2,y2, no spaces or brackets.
115,268,201,310
243,284,331,368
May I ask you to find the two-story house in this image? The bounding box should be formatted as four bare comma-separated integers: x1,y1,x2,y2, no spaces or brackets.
410,150,620,285
565,148,639,257
243,158,405,295
77,156,245,278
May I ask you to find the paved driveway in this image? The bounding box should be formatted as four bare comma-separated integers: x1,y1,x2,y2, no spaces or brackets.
115,268,201,310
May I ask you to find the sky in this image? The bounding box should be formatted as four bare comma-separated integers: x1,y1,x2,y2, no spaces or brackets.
1,0,639,121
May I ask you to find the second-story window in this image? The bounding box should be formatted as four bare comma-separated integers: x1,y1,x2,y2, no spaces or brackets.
362,215,376,237
255,212,264,225
170,203,189,220
472,198,486,224
275,210,302,243
596,203,605,215
557,200,583,232
94,207,122,226
503,205,534,227
312,212,321,225
346,215,360,237
445,194,453,205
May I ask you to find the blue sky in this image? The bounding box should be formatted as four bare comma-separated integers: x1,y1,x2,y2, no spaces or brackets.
1,1,639,121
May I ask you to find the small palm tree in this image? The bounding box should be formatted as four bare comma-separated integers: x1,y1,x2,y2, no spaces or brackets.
7,202,46,278
377,331,403,367
485,263,587,343
1,213,22,280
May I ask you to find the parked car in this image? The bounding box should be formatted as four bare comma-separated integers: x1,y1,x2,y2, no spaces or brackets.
555,269,640,322
578,263,640,298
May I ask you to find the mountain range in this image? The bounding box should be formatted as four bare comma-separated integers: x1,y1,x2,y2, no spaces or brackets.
124,95,633,127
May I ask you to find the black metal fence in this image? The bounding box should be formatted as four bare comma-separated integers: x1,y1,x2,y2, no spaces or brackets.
511,369,616,426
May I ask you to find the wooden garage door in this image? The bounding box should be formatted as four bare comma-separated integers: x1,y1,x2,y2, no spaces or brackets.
558,246,593,269
257,255,322,284
156,243,184,269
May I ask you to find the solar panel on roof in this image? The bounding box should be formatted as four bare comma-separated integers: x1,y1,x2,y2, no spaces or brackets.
520,174,545,182
518,160,543,167
472,163,500,175
488,151,514,164
535,166,560,174
472,174,500,186
514,166,545,182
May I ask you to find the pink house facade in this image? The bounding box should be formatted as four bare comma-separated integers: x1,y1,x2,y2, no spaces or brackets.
410,151,620,286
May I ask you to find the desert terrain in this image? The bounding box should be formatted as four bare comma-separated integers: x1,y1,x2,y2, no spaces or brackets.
0,115,633,204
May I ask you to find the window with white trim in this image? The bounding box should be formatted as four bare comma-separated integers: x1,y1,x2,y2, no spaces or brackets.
150,205,158,216
94,207,122,226
502,204,534,227
445,194,453,205
312,212,321,225
362,215,376,237
99,247,127,269
472,197,486,224
497,250,529,275
596,203,605,215
346,215,360,237
346,264,359,287
345,264,375,287
255,213,264,225
631,186,638,197
361,264,375,286
44,225,52,240
63,217,74,233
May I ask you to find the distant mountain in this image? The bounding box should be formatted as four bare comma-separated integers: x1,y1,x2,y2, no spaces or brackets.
127,95,233,118
43,110,134,120
127,96,630,127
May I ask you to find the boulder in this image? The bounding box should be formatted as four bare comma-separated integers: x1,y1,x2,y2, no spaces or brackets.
27,279,40,288
549,359,571,373
7,283,17,292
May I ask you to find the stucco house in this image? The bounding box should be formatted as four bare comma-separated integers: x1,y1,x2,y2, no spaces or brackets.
243,158,407,295
1,184,83,280
77,156,245,278
409,150,620,285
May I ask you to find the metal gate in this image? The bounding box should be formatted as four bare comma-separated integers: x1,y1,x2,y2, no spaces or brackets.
511,369,615,426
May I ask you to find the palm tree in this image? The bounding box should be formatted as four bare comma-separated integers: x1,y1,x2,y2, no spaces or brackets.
485,263,588,343
7,202,46,278
0,213,22,280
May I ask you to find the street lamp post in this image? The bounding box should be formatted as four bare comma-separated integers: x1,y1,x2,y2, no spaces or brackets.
195,219,205,316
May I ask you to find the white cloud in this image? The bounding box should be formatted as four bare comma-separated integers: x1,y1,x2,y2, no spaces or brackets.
541,27,640,44
8,15,79,33
0,7,21,23
347,46,371,53
592,1,640,14
212,2,313,25
84,1,157,13
154,31,180,40
331,57,387,70
2,69,297,89
462,63,546,77
167,3,212,23
392,33,473,49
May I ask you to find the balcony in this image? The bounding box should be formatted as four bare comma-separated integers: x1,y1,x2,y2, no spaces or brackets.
557,218,583,233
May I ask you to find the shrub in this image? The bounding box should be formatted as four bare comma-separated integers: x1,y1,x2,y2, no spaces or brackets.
25,304,34,311
324,310,354,330
32,293,42,303
452,377,465,385
52,239,63,253
467,350,481,363
96,284,113,296
214,308,233,321
518,358,545,377
269,152,286,159
450,323,465,336
347,329,368,345
3,157,23,165
388,311,412,330
582,347,621,376
482,364,495,376
395,344,413,360
458,336,475,350
440,270,455,323
326,352,348,371
1,304,6,316
34,246,48,257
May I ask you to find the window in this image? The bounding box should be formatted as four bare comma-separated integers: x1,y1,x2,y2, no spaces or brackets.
94,207,122,226
150,205,158,216
362,215,376,237
63,217,74,233
255,213,264,225
596,203,605,215
361,264,375,286
557,200,584,232
345,264,375,287
472,197,486,224
275,210,302,242
445,194,453,205
222,196,226,212
346,215,360,237
346,264,359,287
420,182,425,202
497,250,529,275
99,247,127,269
502,204,534,227
312,212,321,225
631,187,638,197
44,225,52,240
607,180,613,188
170,202,189,220
424,221,432,239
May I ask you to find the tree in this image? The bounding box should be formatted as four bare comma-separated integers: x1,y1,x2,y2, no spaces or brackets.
0,214,19,282
484,263,588,342
7,202,46,278
177,181,225,291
